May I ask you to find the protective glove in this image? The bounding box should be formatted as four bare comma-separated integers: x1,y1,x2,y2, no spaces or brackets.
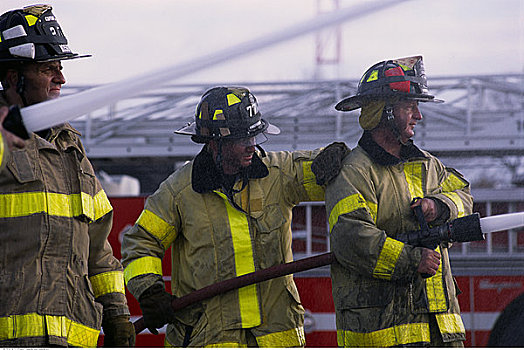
102,315,136,347
311,142,350,186
138,283,177,335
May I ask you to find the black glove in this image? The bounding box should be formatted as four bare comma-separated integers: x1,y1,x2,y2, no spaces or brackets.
102,315,136,347
138,284,177,335
311,142,350,186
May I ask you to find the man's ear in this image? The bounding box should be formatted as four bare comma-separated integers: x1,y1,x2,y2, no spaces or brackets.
4,69,19,91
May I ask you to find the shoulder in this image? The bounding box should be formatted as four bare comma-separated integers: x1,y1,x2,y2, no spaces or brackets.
343,146,374,171
159,160,194,196
262,150,292,167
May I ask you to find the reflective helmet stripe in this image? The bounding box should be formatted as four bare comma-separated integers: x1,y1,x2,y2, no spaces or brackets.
24,14,38,26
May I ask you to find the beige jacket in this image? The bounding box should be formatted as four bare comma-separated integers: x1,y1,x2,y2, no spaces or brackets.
122,147,324,347
326,133,472,347
0,99,129,347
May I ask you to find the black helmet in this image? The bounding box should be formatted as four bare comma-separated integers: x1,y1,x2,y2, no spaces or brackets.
0,4,90,63
335,55,443,111
175,86,280,143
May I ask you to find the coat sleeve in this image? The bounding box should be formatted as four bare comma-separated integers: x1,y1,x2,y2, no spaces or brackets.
121,176,180,300
325,163,422,282
87,177,131,318
266,148,326,204
426,158,473,224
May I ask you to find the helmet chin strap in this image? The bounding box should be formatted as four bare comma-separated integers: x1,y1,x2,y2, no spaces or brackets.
16,73,29,107
383,104,408,145
215,138,224,176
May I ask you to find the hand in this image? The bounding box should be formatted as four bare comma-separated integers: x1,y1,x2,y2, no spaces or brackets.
311,142,350,186
411,198,438,223
0,106,25,150
102,315,136,347
138,284,177,335
417,248,441,277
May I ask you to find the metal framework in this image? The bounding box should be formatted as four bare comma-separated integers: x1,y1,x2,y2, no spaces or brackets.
67,74,523,159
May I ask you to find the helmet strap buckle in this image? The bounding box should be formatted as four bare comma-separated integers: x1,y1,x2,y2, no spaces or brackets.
383,104,406,145
385,106,394,122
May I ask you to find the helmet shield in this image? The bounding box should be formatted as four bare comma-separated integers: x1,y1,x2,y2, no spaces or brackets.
175,86,280,143
335,55,443,111
0,5,90,63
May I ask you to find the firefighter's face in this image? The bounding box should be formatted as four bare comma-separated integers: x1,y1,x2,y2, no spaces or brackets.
217,137,256,174
393,100,422,143
19,61,66,105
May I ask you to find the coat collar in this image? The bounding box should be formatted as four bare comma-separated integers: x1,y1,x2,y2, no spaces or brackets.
358,131,427,166
191,146,269,194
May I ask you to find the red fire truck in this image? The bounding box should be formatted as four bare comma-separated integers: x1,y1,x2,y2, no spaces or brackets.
100,187,524,347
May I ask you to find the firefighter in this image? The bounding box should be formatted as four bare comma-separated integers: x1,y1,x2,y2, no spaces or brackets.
121,86,348,347
313,56,472,347
0,5,134,347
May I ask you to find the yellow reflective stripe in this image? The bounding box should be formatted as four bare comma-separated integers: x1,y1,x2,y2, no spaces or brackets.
80,192,94,219
0,192,81,217
204,343,247,348
124,256,163,284
337,322,430,347
89,271,125,298
213,109,223,120
302,161,324,201
441,172,466,192
0,313,99,347
136,209,177,249
216,191,261,328
328,193,368,230
435,313,465,335
366,69,379,82
398,63,412,71
0,190,111,221
0,132,4,169
442,191,465,218
404,162,424,199
25,14,38,26
256,327,305,347
93,190,112,220
366,201,377,222
227,93,241,106
441,173,466,217
425,246,447,312
373,237,404,280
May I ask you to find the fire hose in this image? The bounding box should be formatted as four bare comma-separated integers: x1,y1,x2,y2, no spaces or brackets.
133,211,524,334
133,252,335,334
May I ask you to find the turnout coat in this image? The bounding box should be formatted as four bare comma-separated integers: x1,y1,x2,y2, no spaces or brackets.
122,147,324,347
0,96,129,347
326,132,471,347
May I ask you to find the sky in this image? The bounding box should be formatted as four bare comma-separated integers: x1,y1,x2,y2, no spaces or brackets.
1,0,522,86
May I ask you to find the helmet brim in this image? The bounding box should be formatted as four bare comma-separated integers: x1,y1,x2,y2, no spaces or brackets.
174,121,197,136
175,119,280,137
0,53,91,63
335,93,444,112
